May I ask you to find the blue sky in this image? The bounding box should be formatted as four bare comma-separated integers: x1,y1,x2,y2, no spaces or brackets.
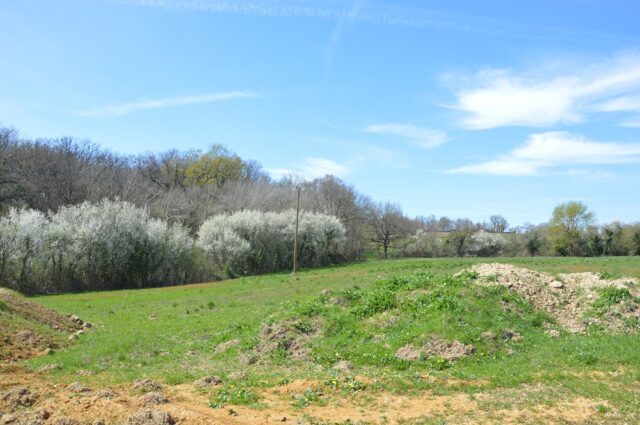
2,0,640,226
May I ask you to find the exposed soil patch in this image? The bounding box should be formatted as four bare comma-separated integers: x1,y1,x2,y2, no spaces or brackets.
132,380,163,393
0,289,81,333
1,386,37,409
192,376,222,389
140,392,169,405
0,367,627,425
0,407,50,425
252,318,322,361
469,263,640,333
368,311,399,328
395,338,475,361
395,344,423,361
66,382,91,394
423,337,476,360
0,289,84,362
214,338,240,354
126,409,176,425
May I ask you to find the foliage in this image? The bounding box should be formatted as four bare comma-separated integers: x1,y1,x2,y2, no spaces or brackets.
548,201,594,256
467,230,506,257
592,287,633,315
0,200,199,294
209,386,260,408
198,210,346,276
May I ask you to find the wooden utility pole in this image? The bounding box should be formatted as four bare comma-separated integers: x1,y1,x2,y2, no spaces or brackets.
293,185,301,274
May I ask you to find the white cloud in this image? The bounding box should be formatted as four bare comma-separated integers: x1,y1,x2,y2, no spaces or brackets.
77,91,257,117
267,157,351,180
447,131,640,176
450,54,640,129
366,123,448,149
594,95,640,112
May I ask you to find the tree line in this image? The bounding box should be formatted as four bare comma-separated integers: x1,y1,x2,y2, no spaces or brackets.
396,202,640,258
0,199,348,295
1,125,638,293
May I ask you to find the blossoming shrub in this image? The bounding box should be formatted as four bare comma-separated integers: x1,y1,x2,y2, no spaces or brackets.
0,200,198,294
468,230,507,257
198,210,346,276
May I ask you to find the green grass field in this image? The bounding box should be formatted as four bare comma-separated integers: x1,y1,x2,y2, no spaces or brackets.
23,257,640,423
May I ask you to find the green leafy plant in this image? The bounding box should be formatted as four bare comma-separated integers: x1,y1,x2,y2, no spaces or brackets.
592,287,632,314
209,386,260,408
292,388,322,408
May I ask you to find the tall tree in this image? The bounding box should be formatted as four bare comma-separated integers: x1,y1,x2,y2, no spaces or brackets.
367,202,408,259
548,201,594,256
488,215,509,233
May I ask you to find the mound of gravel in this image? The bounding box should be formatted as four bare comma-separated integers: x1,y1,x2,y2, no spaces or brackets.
468,263,640,333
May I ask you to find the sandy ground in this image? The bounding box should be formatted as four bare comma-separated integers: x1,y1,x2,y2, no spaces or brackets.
0,364,615,425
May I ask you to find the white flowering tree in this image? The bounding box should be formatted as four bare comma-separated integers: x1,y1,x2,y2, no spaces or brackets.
468,230,507,257
0,200,198,294
198,210,346,277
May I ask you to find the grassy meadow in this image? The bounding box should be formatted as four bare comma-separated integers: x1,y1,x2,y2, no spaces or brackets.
23,257,640,423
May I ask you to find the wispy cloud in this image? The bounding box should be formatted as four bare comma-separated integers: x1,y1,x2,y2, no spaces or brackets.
621,117,640,127
447,131,640,176
594,95,640,112
76,91,257,117
324,0,363,72
267,157,351,180
448,53,640,129
366,123,447,149
113,0,634,44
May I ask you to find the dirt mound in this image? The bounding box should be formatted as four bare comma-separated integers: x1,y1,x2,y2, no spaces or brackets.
395,344,423,361
94,389,116,399
424,338,476,360
140,392,169,405
0,407,50,425
395,338,475,362
213,338,239,353
1,386,37,409
333,360,353,372
132,380,163,393
126,410,176,425
192,376,222,389
0,289,80,332
66,382,91,394
0,288,83,361
469,263,640,333
252,318,322,360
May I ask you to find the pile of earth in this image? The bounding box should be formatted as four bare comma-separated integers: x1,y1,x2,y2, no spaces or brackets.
0,288,84,361
395,337,476,362
242,318,323,364
0,383,176,425
467,263,640,333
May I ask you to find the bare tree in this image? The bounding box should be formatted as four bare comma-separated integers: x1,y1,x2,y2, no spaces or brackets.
489,215,509,233
367,202,408,259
